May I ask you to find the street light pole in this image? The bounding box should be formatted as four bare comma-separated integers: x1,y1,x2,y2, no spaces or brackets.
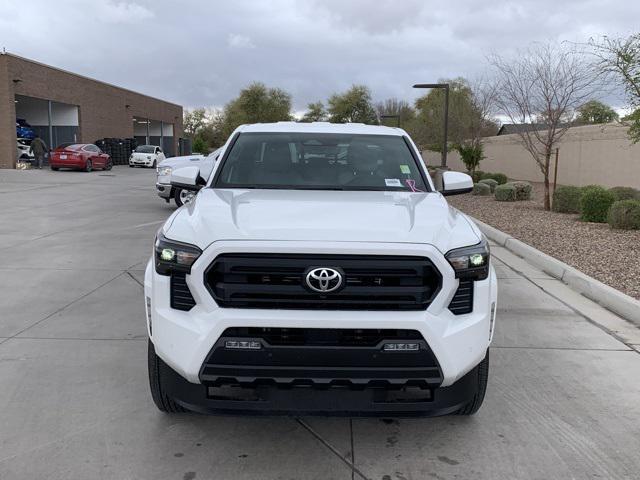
413,83,450,168
380,114,400,128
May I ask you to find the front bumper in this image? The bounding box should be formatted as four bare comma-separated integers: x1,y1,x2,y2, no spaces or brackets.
155,345,481,416
156,182,172,199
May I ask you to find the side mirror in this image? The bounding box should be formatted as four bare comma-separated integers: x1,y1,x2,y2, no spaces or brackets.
441,171,473,196
170,166,203,191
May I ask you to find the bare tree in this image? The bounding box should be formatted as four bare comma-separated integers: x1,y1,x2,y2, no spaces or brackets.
587,34,640,143
490,43,599,210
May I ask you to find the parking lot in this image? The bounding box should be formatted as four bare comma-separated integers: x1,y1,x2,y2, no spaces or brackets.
1,166,640,480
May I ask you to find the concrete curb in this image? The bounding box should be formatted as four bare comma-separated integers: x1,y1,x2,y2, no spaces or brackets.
473,218,640,326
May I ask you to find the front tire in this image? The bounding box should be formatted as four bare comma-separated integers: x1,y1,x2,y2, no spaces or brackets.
148,340,187,413
454,350,489,415
105,160,113,171
174,188,195,207
85,160,93,172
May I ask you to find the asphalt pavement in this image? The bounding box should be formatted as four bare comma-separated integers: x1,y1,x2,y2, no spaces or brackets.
1,166,639,480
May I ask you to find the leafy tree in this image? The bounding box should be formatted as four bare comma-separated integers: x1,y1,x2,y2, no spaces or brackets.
183,108,208,138
456,143,484,174
221,82,292,137
327,85,378,124
301,102,327,122
589,34,640,142
191,136,208,154
575,100,619,124
413,78,498,154
491,43,599,210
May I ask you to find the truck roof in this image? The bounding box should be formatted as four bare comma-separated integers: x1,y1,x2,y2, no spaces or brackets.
237,122,406,136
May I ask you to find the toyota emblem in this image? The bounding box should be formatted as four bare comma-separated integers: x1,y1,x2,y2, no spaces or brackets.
305,267,343,293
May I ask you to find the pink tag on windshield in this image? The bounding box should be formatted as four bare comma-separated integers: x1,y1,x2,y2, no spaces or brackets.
405,179,423,192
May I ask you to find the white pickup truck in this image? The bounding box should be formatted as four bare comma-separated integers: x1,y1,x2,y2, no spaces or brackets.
144,122,497,417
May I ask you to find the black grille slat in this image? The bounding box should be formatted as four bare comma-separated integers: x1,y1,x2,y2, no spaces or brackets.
448,279,474,315
206,254,442,310
170,272,196,311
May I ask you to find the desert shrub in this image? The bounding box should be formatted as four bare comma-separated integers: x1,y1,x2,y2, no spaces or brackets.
472,182,491,196
495,183,516,202
607,200,640,230
478,178,498,192
552,186,582,213
471,170,485,183
509,181,533,201
580,188,616,223
481,172,508,185
609,186,640,202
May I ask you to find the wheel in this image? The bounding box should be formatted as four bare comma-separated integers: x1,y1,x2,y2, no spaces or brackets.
104,160,113,171
129,164,134,168
85,160,93,172
148,339,187,413
454,350,489,415
174,188,195,207
150,160,156,169
51,166,59,171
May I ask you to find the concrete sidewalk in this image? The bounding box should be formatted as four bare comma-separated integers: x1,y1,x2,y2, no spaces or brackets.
1,167,639,480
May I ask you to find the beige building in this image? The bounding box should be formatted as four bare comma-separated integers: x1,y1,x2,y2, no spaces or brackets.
0,53,183,168
424,123,640,189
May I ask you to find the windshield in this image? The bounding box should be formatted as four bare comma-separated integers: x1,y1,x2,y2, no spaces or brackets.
214,133,429,191
135,145,156,153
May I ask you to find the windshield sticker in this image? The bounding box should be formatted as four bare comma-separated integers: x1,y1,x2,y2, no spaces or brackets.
399,165,411,174
385,178,402,187
405,179,424,192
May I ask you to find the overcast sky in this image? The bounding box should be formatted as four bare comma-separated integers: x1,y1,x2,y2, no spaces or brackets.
1,0,637,112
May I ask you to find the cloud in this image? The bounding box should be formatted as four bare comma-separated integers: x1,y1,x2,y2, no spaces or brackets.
0,0,636,110
99,1,154,23
227,34,255,49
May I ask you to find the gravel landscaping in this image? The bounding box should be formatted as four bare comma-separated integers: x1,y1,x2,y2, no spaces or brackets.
448,182,640,300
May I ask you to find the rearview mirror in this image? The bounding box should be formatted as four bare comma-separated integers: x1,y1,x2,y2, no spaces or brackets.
170,166,202,192
441,171,473,196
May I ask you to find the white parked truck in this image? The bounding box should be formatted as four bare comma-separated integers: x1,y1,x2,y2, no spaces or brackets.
144,122,497,416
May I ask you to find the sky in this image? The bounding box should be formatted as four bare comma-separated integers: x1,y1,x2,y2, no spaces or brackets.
0,0,637,114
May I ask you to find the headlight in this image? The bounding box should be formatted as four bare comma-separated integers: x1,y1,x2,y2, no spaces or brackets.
445,238,490,280
154,231,202,275
157,166,172,176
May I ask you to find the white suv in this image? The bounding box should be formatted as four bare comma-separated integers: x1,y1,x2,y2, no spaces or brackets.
144,122,497,416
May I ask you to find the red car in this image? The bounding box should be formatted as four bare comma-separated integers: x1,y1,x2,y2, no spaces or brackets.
50,143,112,172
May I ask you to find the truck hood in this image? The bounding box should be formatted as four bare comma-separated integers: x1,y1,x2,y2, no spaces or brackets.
164,189,481,253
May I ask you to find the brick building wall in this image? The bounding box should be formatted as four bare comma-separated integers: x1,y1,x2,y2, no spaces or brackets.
0,53,183,169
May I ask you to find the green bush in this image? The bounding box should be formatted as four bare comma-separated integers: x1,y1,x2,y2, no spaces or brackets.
607,200,640,230
471,170,485,183
580,188,616,223
481,172,508,185
509,181,533,201
495,183,516,202
609,186,640,202
478,178,498,192
552,186,582,213
472,182,491,196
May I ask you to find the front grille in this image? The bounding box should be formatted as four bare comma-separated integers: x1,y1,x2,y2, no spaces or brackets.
205,254,441,310
448,279,474,315
199,328,442,389
170,272,196,311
